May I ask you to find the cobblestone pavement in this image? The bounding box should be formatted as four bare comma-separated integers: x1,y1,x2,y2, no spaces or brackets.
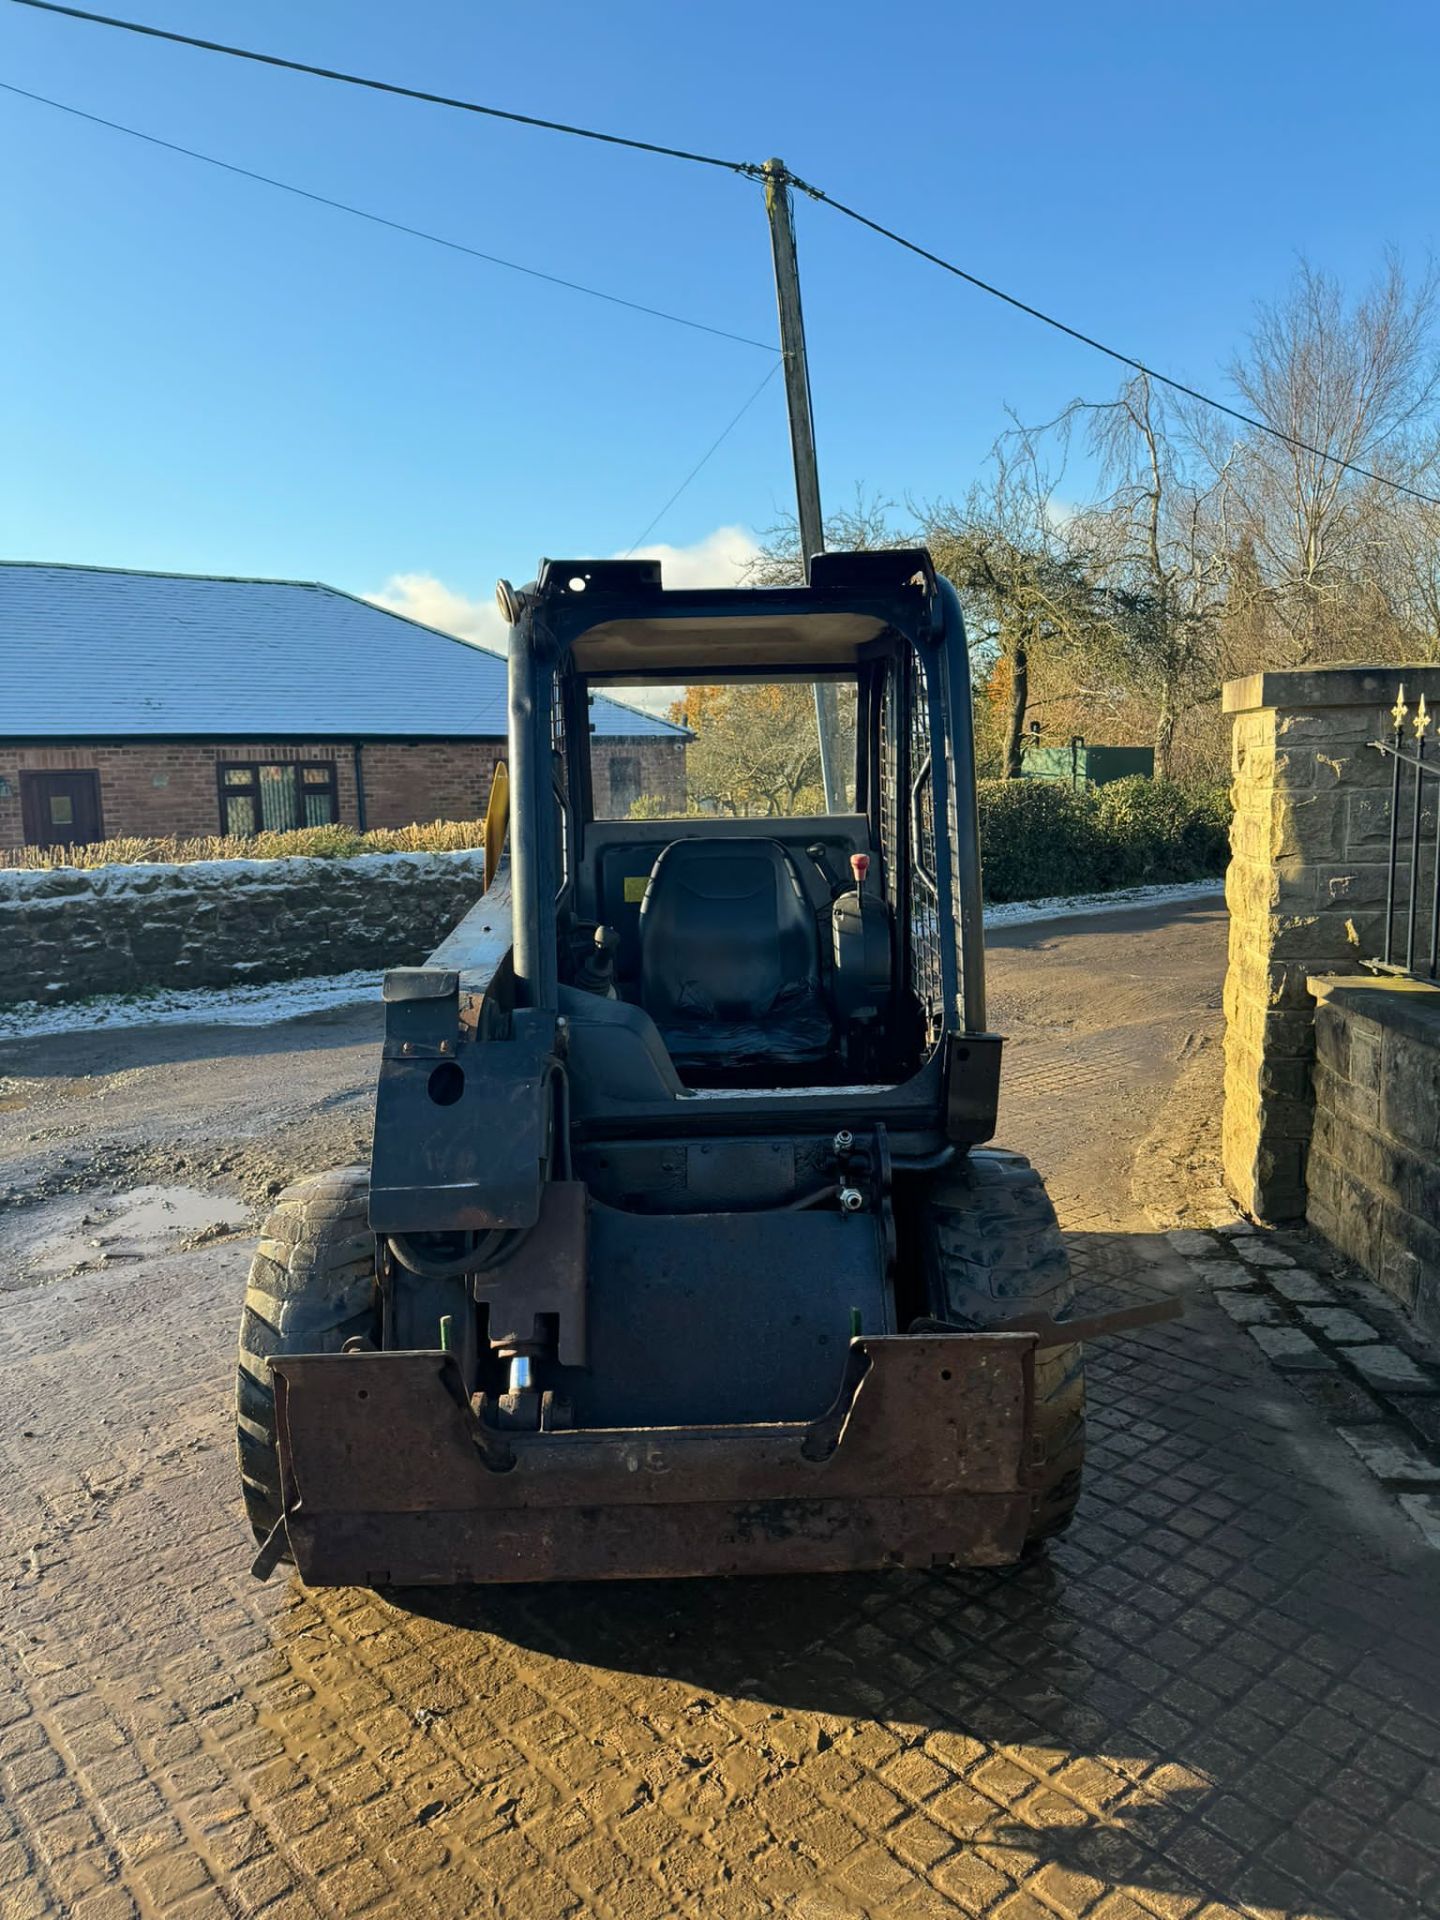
4,899,1440,1920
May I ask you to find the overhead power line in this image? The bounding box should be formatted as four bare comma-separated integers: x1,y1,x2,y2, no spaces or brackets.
0,83,777,353
6,0,763,177
0,76,787,556
786,173,1440,511
11,0,1440,511
625,362,782,553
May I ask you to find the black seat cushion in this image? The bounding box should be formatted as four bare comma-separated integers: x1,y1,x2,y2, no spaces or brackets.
639,838,833,1070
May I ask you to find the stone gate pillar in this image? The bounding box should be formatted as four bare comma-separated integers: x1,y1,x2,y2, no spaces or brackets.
1222,664,1440,1221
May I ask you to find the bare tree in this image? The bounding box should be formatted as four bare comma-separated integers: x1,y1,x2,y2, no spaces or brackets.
1215,254,1440,662
731,254,1440,784
920,427,1110,776
745,489,902,587
1070,376,1230,776
1374,471,1440,660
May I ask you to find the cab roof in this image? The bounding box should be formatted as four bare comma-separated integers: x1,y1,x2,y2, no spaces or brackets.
520,549,938,679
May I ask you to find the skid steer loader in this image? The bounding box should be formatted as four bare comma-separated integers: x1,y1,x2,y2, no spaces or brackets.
238,548,1173,1586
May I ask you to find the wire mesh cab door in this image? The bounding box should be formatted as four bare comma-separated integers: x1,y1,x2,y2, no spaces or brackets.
870,640,963,1056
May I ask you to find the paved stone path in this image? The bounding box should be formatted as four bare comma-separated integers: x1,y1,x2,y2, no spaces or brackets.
3,898,1439,1919
1180,1221,1440,1544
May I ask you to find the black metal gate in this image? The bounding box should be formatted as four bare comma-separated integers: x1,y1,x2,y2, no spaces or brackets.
1370,685,1439,981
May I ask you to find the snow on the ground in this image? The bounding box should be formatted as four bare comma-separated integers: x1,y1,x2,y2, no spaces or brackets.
0,877,1225,1042
0,970,381,1041
0,849,484,896
983,877,1224,929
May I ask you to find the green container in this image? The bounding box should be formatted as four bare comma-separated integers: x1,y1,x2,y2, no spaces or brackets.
1023,743,1154,788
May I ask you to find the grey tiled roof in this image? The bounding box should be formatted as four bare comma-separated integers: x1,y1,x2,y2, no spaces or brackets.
0,561,684,741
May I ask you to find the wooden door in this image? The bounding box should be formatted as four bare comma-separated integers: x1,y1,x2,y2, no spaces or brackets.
20,769,104,846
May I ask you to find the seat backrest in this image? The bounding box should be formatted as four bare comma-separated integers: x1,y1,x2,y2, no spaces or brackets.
639,837,820,1025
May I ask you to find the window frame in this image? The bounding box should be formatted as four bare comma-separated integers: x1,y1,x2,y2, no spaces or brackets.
216,759,339,836
579,670,859,823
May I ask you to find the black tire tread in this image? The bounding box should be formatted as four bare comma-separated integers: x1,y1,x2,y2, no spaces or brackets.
235,1165,377,1549
922,1148,1085,1547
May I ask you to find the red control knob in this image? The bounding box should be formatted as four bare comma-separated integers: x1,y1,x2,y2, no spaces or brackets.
850,853,870,887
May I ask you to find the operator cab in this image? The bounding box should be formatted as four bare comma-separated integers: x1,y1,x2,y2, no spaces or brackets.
556,671,905,1088
373,548,1000,1235
513,548,981,1100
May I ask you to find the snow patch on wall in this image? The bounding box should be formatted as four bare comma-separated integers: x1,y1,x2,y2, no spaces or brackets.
0,850,487,1007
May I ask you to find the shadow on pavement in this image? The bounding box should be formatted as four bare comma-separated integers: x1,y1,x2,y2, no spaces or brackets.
383,1542,1330,1915
367,1230,1439,1919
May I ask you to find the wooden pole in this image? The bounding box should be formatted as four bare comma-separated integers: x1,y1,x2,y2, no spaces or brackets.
763,157,842,812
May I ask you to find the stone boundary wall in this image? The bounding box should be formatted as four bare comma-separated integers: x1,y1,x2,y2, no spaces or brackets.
1308,976,1440,1337
0,850,487,1006
1222,663,1440,1221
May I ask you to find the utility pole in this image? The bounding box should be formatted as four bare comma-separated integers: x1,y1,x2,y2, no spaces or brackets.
763,157,843,812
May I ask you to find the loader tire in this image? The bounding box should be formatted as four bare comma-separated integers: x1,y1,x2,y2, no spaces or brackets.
235,1166,378,1551
922,1148,1084,1548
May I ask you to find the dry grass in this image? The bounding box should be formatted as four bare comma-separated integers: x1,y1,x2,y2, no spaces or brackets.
2,819,487,872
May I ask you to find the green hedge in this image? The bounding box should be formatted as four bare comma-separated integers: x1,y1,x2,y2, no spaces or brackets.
977,777,1230,902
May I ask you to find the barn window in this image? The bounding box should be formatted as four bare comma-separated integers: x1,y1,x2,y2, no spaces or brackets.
219,761,339,835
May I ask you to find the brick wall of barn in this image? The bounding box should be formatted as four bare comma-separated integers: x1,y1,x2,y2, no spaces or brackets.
0,738,686,848
1,744,361,844
590,737,689,815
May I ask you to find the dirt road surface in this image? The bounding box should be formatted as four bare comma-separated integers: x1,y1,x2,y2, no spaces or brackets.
4,896,1439,1920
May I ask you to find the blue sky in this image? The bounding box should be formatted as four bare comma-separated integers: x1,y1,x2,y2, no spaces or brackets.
4,0,1438,637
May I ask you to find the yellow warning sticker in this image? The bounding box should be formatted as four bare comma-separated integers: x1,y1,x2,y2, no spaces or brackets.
623,874,649,903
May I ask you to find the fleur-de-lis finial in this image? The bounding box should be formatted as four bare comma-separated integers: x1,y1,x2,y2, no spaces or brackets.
1392,683,1409,730
1416,692,1431,740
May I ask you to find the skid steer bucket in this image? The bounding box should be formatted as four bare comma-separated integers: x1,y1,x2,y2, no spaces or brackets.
266,1332,1038,1586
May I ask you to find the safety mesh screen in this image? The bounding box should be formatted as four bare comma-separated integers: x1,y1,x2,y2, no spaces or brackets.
879,652,943,1037
552,680,570,884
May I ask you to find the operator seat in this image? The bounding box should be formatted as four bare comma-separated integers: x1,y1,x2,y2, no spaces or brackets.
638,837,834,1077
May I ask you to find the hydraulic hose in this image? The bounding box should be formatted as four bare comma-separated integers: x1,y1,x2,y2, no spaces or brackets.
786,1183,841,1210
385,1230,506,1280
888,1145,957,1172
386,1225,542,1281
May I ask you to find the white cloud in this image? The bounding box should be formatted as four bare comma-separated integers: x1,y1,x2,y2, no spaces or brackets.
363,527,761,673
623,524,760,588
364,572,509,654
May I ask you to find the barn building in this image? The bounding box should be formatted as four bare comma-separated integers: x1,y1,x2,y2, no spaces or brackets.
0,562,687,848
